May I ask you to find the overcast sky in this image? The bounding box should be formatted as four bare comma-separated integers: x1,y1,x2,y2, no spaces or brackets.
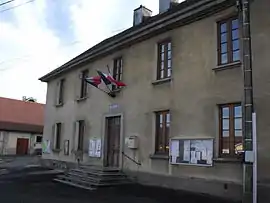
0,0,167,103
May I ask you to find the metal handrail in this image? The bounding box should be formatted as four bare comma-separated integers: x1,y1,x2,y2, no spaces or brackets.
122,152,141,166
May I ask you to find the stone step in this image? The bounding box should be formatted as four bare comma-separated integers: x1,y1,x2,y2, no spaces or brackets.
57,175,132,187
68,170,126,179
54,178,96,191
65,172,129,183
79,166,120,173
71,168,125,177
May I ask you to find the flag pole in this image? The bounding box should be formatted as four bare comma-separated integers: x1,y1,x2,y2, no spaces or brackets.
107,65,111,74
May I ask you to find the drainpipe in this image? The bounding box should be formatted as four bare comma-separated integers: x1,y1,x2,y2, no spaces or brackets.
238,0,255,202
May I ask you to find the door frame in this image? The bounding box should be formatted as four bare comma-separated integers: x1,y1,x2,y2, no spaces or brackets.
102,113,124,169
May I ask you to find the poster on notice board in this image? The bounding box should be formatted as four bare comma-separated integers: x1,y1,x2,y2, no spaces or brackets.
88,138,101,158
169,138,213,166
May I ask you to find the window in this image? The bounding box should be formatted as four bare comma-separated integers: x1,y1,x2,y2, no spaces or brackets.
36,136,42,143
219,104,243,157
155,110,170,154
112,57,123,90
78,120,85,151
55,123,62,150
217,17,240,65
57,79,65,105
80,70,89,98
157,40,172,80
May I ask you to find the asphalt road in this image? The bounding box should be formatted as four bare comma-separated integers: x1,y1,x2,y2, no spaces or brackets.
0,179,239,203
0,157,239,203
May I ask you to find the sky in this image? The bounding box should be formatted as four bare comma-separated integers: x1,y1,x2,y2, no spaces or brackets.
0,0,161,103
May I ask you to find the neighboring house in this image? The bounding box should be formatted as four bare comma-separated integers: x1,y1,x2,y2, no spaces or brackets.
39,0,270,201
0,97,44,155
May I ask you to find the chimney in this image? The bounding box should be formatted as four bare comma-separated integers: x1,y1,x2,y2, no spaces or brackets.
159,0,179,13
133,5,152,26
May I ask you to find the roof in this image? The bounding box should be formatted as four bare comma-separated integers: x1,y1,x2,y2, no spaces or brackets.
39,0,234,82
0,97,44,134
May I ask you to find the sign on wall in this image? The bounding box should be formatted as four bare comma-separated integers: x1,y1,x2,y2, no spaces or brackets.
42,140,51,154
170,138,214,166
64,140,69,155
88,138,101,158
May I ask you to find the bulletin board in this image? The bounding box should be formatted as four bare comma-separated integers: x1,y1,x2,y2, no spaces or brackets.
88,138,101,158
169,138,214,166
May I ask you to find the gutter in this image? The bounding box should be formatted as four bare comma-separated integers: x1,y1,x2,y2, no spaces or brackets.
39,0,235,82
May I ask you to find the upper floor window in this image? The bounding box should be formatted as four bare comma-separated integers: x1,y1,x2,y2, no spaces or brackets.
56,79,65,105
219,103,243,157
155,110,170,154
80,69,89,98
113,57,123,90
157,40,172,80
217,17,240,65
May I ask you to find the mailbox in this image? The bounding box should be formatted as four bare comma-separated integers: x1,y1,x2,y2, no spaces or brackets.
127,135,138,149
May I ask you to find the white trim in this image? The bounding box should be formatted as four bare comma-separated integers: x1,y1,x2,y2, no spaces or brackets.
252,112,257,203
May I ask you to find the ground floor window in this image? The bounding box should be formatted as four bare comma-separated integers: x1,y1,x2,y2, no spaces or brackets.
36,136,42,143
155,110,170,154
219,103,243,157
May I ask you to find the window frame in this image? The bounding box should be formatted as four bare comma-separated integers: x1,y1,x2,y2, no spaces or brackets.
112,57,123,91
36,136,42,143
217,16,240,66
80,69,89,99
155,110,170,155
58,79,65,105
219,103,243,158
157,39,172,80
77,120,85,151
55,123,62,150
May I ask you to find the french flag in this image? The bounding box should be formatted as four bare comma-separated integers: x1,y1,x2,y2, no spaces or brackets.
84,75,102,88
97,70,126,87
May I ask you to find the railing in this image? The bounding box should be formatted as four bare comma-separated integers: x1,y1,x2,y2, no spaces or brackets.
122,152,141,166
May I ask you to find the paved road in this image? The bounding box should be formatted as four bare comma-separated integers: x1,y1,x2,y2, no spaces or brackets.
0,157,239,203
0,179,239,203
0,156,41,168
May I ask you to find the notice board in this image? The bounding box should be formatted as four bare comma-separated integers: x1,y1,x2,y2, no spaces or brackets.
170,138,214,166
88,138,101,158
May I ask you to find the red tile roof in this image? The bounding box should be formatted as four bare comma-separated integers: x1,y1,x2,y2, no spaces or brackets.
0,97,44,133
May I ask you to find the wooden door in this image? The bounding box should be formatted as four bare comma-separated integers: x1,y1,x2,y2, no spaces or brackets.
106,116,121,168
16,138,29,155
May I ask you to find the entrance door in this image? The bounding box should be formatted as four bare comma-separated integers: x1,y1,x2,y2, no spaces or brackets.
16,138,29,155
105,116,121,168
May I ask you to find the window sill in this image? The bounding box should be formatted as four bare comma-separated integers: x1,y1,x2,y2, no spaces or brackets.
213,157,242,163
152,77,172,85
55,103,64,107
213,61,241,71
76,96,88,102
149,154,169,160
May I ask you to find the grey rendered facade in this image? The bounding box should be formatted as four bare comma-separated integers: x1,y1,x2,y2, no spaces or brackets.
40,0,270,201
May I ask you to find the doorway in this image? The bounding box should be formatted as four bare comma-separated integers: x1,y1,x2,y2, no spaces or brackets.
16,138,29,155
105,116,121,168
